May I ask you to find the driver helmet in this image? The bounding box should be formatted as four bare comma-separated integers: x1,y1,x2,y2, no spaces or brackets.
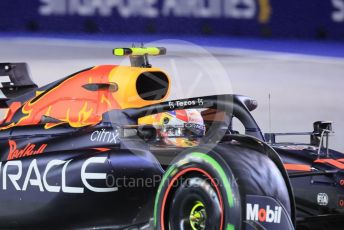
139,109,206,147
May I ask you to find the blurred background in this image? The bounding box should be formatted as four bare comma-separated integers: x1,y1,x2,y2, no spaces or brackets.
0,0,343,150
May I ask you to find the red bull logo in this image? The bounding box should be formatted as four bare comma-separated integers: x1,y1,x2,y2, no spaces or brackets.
8,140,47,160
0,65,170,130
18,66,120,128
1,66,120,130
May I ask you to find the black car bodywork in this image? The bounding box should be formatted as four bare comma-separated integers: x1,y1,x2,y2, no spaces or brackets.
0,51,342,229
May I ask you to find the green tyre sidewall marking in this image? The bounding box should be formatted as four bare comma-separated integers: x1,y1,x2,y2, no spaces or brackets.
154,165,176,227
190,152,234,207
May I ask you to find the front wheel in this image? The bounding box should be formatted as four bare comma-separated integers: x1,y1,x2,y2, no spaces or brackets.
154,148,241,230
154,144,295,230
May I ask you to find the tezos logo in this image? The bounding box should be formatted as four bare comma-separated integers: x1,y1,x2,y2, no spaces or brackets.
168,98,204,109
246,203,282,223
317,193,329,206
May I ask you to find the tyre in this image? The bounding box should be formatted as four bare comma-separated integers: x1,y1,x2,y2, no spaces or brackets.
154,144,294,230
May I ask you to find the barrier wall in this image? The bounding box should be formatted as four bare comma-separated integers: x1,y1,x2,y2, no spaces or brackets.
0,0,344,40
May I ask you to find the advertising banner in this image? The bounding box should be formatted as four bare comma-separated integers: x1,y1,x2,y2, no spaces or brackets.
0,0,343,40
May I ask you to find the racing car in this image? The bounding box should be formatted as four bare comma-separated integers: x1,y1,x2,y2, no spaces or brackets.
0,47,342,230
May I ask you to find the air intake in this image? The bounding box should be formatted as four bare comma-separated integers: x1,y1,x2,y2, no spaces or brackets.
136,71,169,100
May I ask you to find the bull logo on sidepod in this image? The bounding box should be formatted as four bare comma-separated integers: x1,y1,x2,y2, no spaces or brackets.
0,66,170,129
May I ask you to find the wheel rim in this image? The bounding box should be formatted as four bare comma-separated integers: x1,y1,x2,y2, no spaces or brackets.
160,168,224,230
189,201,206,230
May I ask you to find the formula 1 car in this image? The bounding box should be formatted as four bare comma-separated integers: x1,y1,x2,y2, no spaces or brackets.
0,47,342,230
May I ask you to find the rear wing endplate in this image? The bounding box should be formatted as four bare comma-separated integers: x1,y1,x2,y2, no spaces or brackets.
0,63,37,108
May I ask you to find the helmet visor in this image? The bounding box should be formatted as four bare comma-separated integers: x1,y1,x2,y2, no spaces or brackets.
160,123,205,139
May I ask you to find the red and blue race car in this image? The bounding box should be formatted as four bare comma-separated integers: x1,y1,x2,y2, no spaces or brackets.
0,47,342,230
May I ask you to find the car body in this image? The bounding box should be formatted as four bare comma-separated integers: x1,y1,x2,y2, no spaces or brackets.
267,125,344,230
0,48,342,229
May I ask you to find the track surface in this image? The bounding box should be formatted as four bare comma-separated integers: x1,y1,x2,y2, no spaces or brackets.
0,36,343,151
